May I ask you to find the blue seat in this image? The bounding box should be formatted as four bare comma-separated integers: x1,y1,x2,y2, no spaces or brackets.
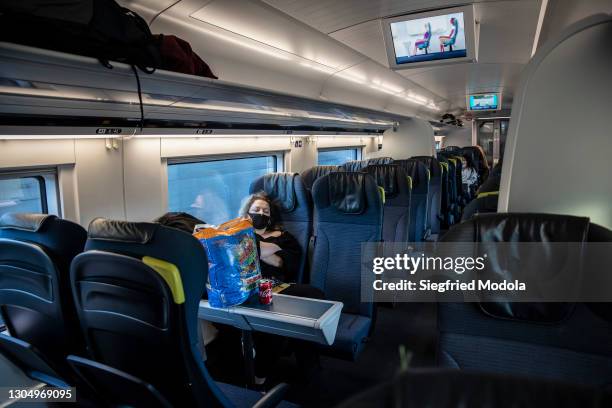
67,355,173,407
70,219,293,407
394,160,429,242
301,165,339,192
339,157,393,172
67,355,296,408
436,156,458,227
0,333,69,387
0,213,86,381
339,160,368,172
365,157,393,166
250,173,311,283
364,164,411,243
438,213,612,386
410,156,443,236
310,172,383,360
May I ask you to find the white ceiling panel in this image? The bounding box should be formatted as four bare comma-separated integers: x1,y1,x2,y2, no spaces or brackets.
330,20,389,66
475,0,540,63
262,0,499,34
191,0,363,70
399,62,523,107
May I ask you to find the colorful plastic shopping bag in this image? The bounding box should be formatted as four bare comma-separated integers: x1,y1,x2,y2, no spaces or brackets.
194,218,261,308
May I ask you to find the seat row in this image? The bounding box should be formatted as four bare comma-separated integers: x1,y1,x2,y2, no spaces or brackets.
250,159,464,360
264,152,480,280
0,213,295,407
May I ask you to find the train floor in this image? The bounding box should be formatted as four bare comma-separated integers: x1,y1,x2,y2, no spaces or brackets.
206,302,438,407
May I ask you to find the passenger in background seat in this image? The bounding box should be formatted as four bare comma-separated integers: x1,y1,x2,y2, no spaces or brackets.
240,192,300,282
461,154,478,198
240,192,324,388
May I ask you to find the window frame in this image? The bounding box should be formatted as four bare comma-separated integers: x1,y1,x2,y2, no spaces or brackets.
165,151,284,221
0,168,59,215
317,146,362,165
167,151,284,170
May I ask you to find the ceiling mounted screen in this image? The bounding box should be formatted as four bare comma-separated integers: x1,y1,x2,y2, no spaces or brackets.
382,5,477,70
468,93,502,111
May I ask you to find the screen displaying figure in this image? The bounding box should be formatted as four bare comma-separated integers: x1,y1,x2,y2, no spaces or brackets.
390,12,467,65
469,94,500,111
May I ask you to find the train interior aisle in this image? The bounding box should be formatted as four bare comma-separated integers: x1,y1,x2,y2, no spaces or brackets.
0,0,611,407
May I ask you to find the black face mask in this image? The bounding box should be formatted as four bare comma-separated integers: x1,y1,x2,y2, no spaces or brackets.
249,213,270,230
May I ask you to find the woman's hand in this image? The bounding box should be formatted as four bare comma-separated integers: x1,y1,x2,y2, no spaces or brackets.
259,241,282,258
261,254,283,268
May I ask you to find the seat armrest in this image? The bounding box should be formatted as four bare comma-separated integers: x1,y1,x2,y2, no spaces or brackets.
252,383,290,408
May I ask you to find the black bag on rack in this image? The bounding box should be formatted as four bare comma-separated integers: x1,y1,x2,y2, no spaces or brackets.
0,0,162,71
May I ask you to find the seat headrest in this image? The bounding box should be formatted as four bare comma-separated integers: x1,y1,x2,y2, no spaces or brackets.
395,159,429,191
260,173,297,212
442,213,593,322
0,213,56,232
477,173,501,194
472,213,591,243
364,164,402,199
340,160,367,172
411,156,442,177
366,157,393,166
302,165,339,190
88,218,158,244
328,172,367,214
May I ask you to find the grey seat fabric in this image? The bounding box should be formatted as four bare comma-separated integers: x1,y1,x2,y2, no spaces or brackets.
0,213,86,379
250,173,311,282
310,172,383,360
438,213,612,386
336,369,612,408
411,156,443,236
394,159,429,242
301,165,339,191
364,164,411,243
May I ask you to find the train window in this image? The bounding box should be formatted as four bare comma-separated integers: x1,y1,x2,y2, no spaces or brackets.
168,154,279,225
318,148,360,165
0,171,59,218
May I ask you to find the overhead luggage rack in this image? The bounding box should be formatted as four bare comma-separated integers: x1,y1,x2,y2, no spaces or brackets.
0,42,402,134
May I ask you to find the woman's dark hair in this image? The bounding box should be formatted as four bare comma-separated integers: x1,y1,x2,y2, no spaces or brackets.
463,153,476,170
154,212,205,234
239,192,282,230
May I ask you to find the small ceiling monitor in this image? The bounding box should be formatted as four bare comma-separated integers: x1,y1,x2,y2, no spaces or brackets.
467,93,501,111
382,5,477,70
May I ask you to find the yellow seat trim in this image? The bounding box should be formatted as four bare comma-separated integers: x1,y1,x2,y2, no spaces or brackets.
477,191,499,199
406,176,413,190
378,186,386,204
142,256,185,304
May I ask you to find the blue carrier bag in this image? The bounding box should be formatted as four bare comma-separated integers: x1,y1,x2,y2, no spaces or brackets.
194,218,261,308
